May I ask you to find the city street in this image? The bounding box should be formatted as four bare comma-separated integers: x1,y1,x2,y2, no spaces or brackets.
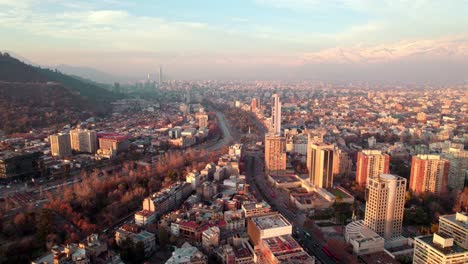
244,151,337,264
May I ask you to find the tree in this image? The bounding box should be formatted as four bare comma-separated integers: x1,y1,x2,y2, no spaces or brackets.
36,209,53,249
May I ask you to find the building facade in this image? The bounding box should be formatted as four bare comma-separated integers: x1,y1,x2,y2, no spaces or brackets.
355,150,390,187
307,142,334,188
413,212,468,264
264,134,286,173
49,133,72,158
442,148,468,191
270,94,281,135
409,154,450,196
364,174,406,240
70,129,97,153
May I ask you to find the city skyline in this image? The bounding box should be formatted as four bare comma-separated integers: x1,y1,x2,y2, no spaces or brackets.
2,0,468,82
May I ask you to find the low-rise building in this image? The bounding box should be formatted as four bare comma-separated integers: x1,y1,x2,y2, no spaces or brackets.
202,226,220,249
165,242,207,264
345,220,385,255
134,210,156,227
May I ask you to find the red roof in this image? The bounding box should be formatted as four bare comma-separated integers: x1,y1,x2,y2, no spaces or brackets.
180,221,198,229
98,132,129,141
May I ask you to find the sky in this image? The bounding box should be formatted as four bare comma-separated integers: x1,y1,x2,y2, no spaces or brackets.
1,0,468,82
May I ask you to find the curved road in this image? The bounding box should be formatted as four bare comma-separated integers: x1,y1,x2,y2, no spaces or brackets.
204,111,234,151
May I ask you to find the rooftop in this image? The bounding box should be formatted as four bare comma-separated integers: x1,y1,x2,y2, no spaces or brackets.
263,235,301,254
165,242,206,264
135,210,155,217
440,212,468,229
417,235,467,255
252,214,291,230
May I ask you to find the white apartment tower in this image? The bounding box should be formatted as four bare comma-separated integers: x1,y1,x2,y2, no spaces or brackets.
271,93,281,135
49,133,72,158
364,174,406,240
70,129,98,154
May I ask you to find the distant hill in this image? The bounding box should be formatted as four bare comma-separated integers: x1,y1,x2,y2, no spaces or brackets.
0,52,123,133
55,64,133,83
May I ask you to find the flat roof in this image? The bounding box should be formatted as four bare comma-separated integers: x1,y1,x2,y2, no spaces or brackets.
417,235,467,255
440,213,468,229
252,214,290,230
263,235,301,254
135,210,155,217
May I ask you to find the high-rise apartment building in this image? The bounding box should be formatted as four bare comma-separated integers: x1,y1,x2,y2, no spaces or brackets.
270,94,281,135
413,212,468,264
409,154,450,196
265,134,286,173
251,98,258,113
265,94,286,173
364,174,406,240
49,133,72,158
70,129,98,153
196,113,209,128
356,150,390,187
307,142,334,188
158,66,162,86
442,148,468,191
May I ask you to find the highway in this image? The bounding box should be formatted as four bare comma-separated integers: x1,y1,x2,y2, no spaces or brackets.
244,151,337,264
205,111,234,151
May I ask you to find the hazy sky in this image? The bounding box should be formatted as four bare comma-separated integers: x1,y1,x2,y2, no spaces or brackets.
2,0,468,82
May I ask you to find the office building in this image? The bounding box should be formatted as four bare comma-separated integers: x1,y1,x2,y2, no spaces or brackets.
70,129,97,153
270,94,281,135
409,154,450,196
413,212,468,264
356,150,390,187
264,134,286,173
307,142,334,188
442,148,468,191
364,174,406,240
49,133,72,158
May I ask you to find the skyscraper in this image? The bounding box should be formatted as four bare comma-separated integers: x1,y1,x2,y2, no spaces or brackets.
251,98,258,113
70,129,98,154
409,154,450,196
271,94,281,135
307,142,334,188
356,150,390,187
158,66,163,86
265,134,286,173
442,148,468,191
364,174,406,240
49,133,72,158
265,94,286,173
196,113,209,128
